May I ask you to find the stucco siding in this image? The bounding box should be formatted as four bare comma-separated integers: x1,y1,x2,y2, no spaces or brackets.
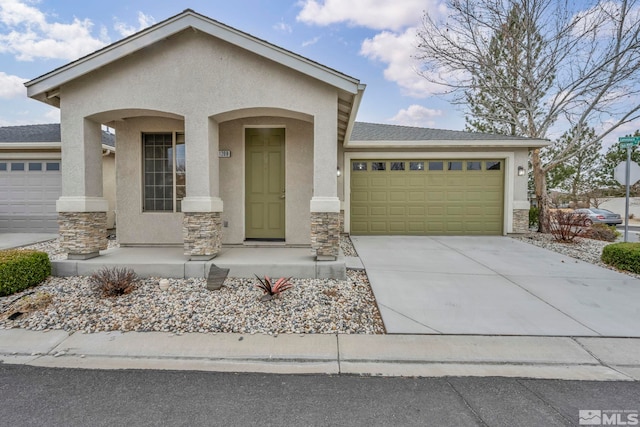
219,117,313,245
61,30,337,126
114,117,185,245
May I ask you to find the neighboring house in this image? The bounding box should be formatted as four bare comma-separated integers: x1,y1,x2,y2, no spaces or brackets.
0,124,116,233
23,9,546,261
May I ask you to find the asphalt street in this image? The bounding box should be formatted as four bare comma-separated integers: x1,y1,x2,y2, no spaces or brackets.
1,365,639,426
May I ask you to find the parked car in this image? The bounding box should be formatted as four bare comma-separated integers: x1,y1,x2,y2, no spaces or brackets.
573,208,622,226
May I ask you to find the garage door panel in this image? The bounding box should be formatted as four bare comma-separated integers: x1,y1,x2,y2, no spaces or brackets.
350,159,503,235
408,191,425,202
389,192,406,202
370,191,387,202
370,206,387,216
0,161,61,233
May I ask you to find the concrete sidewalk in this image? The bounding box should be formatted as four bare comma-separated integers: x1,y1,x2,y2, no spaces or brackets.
1,329,639,381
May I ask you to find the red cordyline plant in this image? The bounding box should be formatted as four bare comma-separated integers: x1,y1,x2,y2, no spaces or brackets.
254,275,294,299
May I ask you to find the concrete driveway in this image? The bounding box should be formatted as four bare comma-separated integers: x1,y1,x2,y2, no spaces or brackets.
352,236,640,337
0,233,57,250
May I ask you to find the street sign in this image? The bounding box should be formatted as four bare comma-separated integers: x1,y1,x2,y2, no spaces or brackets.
614,161,640,185
619,136,640,147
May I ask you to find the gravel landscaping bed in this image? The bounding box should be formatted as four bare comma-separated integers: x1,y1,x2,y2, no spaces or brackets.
512,232,640,280
0,237,384,335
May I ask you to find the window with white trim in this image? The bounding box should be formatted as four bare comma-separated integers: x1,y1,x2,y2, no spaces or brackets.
143,132,186,212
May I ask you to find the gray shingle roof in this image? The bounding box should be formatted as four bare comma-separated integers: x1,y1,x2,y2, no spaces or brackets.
351,122,538,141
0,124,115,147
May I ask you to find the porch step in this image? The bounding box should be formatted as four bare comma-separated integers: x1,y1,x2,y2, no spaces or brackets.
51,246,347,280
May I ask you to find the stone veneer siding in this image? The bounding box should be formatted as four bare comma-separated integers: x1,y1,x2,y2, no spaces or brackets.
311,212,340,260
512,209,529,233
58,212,108,255
183,212,222,258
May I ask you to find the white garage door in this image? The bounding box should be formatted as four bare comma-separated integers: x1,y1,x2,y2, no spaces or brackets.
0,160,61,233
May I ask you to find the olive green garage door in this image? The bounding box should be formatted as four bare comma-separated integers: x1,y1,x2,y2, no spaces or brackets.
350,159,504,235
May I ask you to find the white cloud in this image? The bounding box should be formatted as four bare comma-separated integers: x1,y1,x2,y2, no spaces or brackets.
360,28,446,98
273,21,292,33
389,104,443,127
302,35,321,47
0,0,109,61
0,71,26,98
114,11,155,37
297,0,436,31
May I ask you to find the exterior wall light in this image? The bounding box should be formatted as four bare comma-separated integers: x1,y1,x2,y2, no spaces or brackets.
337,167,341,177
517,166,525,176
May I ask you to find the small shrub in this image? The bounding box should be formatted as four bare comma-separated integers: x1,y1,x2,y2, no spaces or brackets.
629,213,635,220
602,242,640,273
546,210,589,242
585,223,621,242
254,275,293,300
529,206,539,228
0,250,51,297
90,267,138,297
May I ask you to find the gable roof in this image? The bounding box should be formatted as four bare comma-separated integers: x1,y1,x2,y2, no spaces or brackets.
24,9,364,146
0,124,115,148
348,122,548,148
25,9,364,101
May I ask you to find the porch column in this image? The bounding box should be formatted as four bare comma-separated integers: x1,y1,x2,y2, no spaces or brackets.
181,116,223,260
310,113,340,261
56,118,108,260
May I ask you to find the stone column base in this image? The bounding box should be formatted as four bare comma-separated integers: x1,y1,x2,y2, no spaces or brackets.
183,212,222,260
58,212,107,259
513,209,529,233
311,212,340,260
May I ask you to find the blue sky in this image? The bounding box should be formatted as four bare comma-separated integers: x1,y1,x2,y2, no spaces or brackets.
0,0,464,130
0,0,638,146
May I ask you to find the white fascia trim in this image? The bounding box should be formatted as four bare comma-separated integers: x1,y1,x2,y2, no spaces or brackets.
343,151,516,235
0,142,60,150
27,12,361,98
181,196,224,213
0,152,61,160
310,197,341,213
57,196,109,212
343,86,366,147
344,139,549,149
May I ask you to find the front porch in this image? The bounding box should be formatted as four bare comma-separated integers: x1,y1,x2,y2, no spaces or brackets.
51,246,348,280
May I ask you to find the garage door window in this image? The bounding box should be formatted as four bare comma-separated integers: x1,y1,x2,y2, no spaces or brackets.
46,162,60,171
410,161,424,171
448,161,463,171
372,162,386,171
467,161,482,171
11,162,24,171
391,162,405,171
429,161,443,171
486,161,501,170
353,162,367,171
0,163,6,171
29,162,42,171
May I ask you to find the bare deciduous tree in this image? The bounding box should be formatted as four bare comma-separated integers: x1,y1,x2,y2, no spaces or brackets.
416,0,640,231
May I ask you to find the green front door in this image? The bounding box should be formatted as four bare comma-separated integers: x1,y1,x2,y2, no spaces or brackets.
245,128,285,240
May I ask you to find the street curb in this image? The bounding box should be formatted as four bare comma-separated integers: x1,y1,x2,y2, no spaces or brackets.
1,330,638,380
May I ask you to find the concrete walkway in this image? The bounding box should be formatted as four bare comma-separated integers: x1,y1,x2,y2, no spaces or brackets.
0,233,57,250
352,236,640,337
1,329,639,380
